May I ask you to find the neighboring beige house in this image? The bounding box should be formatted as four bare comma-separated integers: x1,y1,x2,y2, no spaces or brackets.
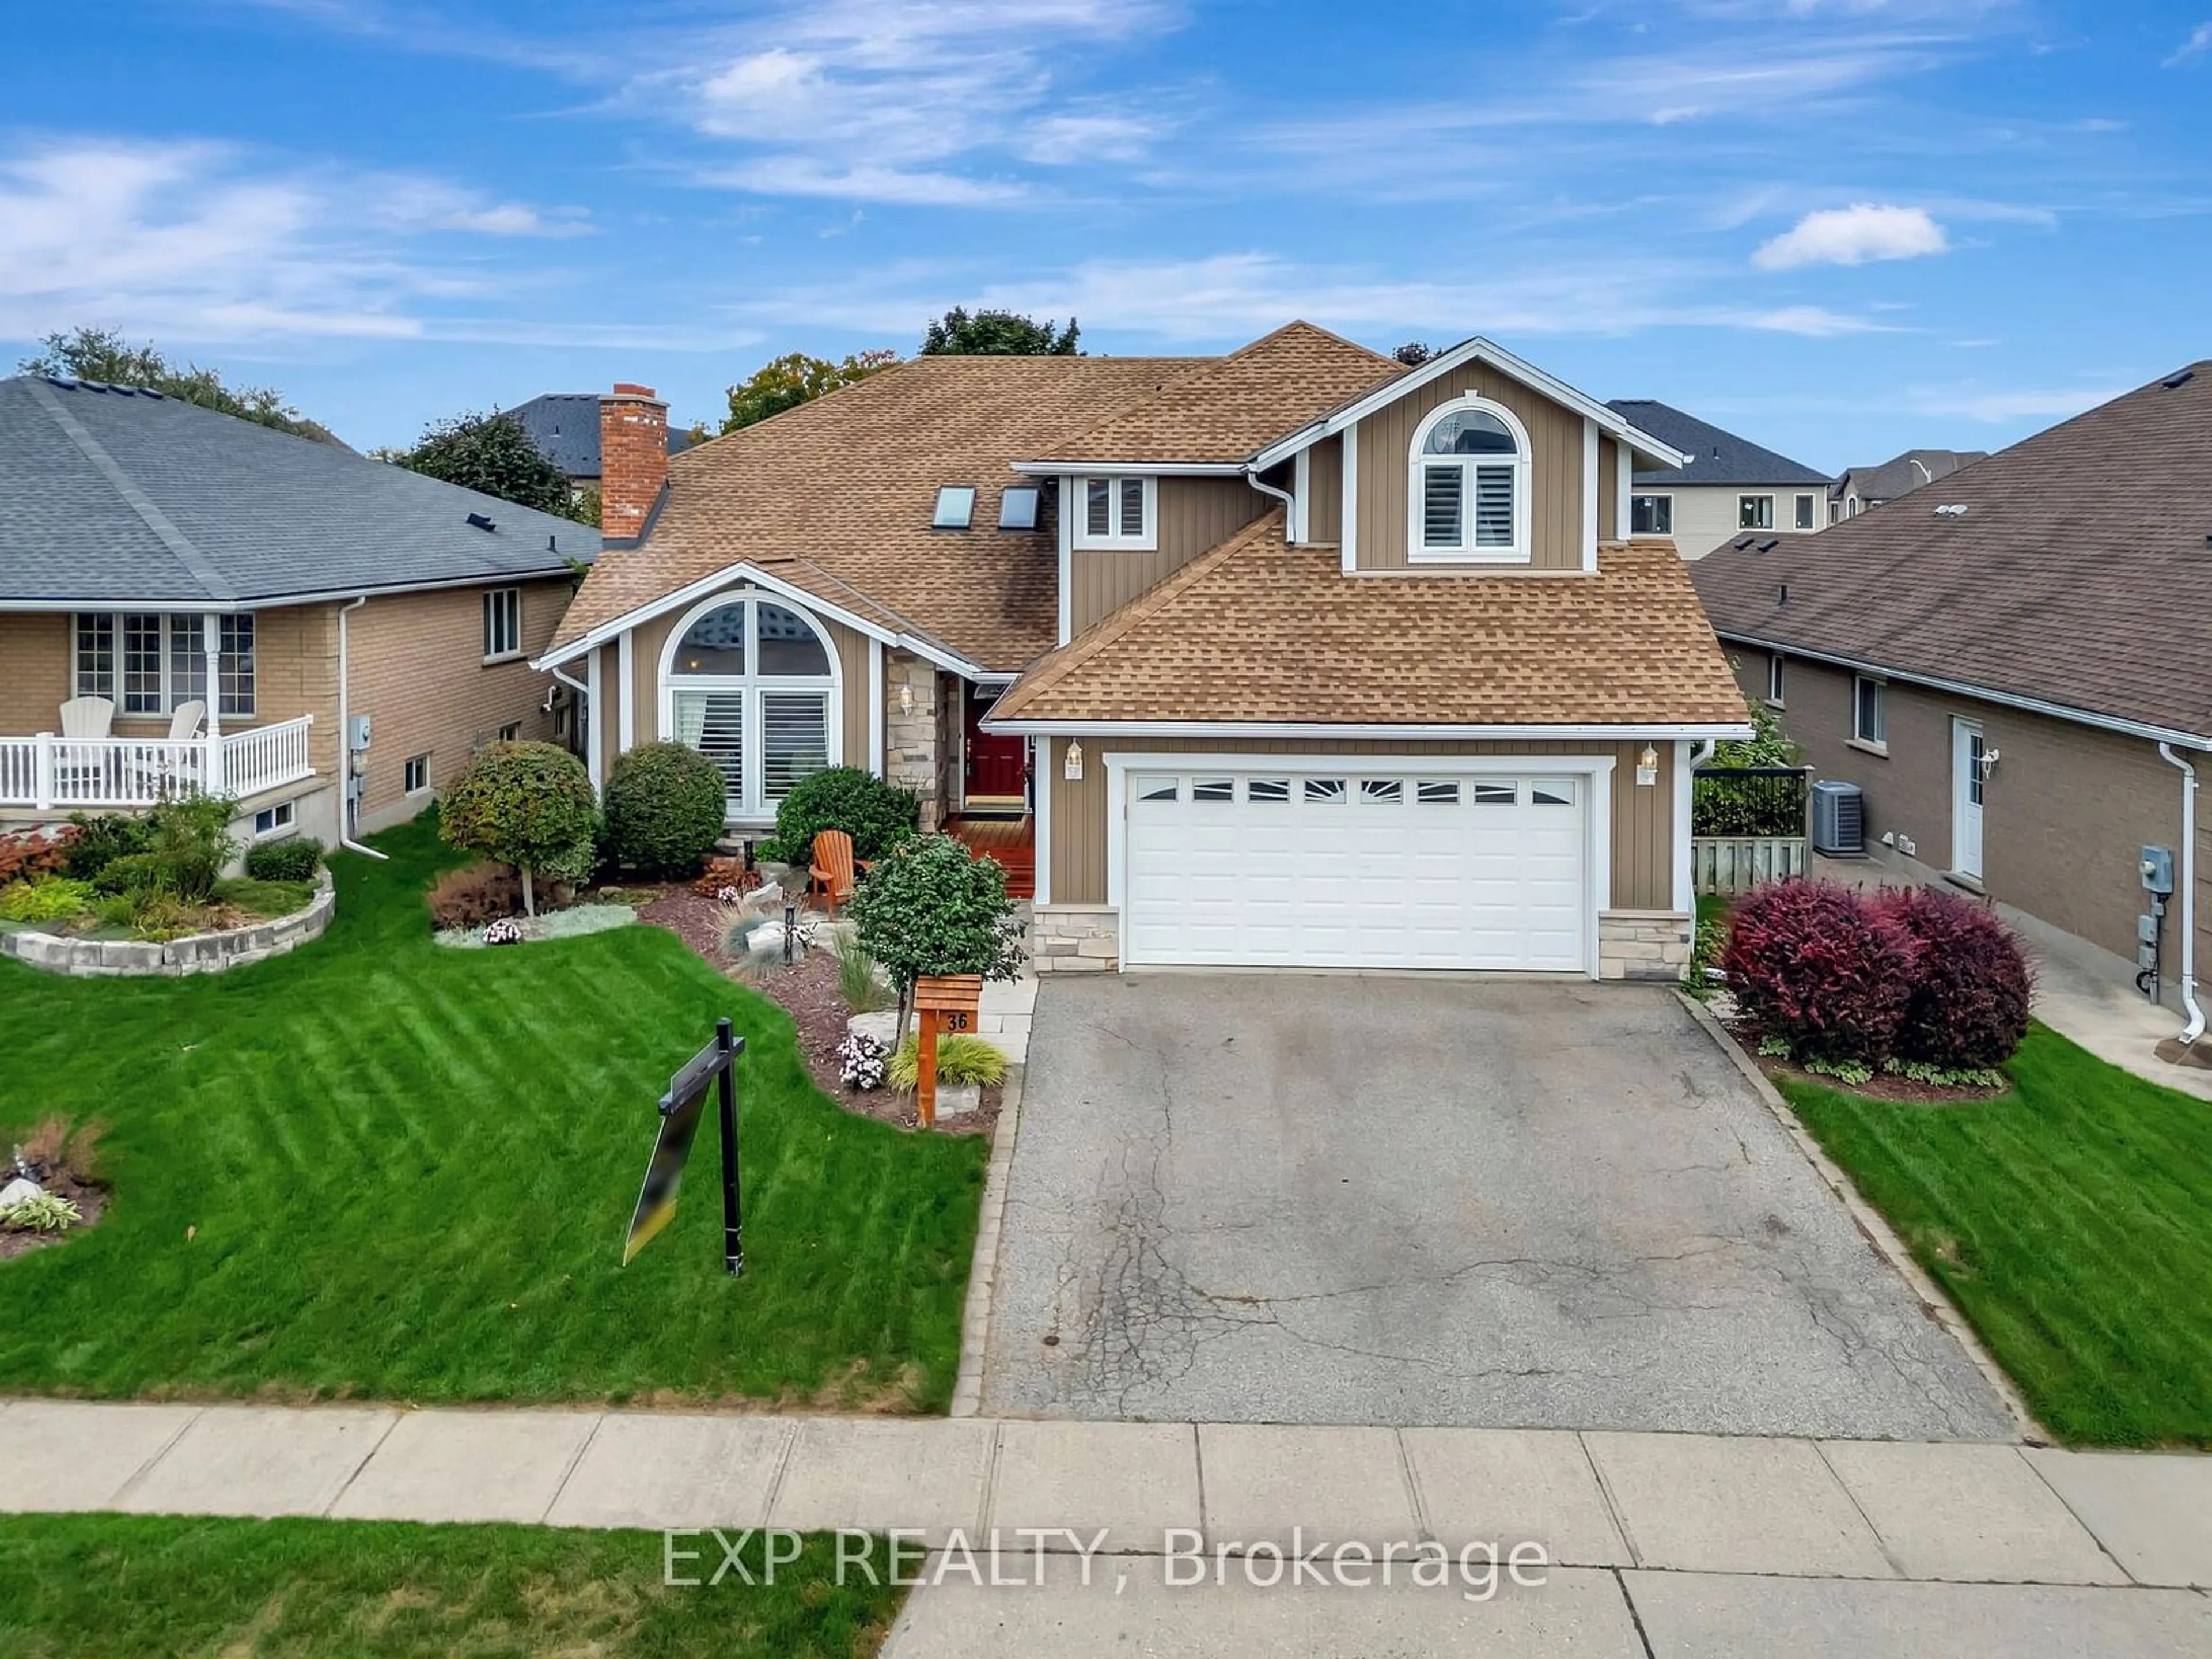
540,325,1752,979
1603,399,1834,559
0,374,596,848
1694,362,2212,1052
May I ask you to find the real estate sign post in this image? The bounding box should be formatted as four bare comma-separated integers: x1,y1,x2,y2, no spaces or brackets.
623,1017,747,1276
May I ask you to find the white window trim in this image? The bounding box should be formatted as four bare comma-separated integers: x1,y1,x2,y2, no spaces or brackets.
1630,493,1675,536
1766,653,1786,708
658,589,844,821
1851,674,1888,752
1070,475,1158,550
1406,394,1533,565
71,609,257,719
404,754,431,794
1738,494,1777,532
252,800,296,839
1793,493,1817,531
482,587,523,663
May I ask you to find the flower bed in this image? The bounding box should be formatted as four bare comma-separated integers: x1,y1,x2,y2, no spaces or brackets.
0,870,334,978
433,902,638,949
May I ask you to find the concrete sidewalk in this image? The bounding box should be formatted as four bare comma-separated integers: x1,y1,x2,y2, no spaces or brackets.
1,1400,2206,1654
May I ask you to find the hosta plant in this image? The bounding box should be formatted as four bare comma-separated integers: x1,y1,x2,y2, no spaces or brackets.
1,1192,82,1232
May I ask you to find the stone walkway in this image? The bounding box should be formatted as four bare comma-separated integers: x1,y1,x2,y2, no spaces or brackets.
3,1400,2206,1654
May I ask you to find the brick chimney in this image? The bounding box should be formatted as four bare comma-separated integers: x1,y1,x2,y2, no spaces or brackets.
599,382,668,540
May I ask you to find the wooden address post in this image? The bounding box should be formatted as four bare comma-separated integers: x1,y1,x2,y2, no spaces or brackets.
912,973,983,1130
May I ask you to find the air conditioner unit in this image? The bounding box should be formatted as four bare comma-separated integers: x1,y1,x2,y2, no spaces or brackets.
1810,779,1865,856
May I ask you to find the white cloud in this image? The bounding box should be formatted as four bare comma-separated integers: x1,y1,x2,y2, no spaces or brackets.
1739,305,1903,336
2166,22,2212,66
696,160,1028,209
0,135,594,346
1753,203,1949,269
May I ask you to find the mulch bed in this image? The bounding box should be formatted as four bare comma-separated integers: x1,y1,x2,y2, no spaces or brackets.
0,1172,107,1261
633,886,1000,1137
1711,1007,2009,1104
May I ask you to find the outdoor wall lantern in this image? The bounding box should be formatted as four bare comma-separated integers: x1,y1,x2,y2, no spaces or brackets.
1063,741,1084,781
1637,744,1660,786
898,683,915,715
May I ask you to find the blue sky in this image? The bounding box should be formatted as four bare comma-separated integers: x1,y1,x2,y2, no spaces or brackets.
3,1,2208,468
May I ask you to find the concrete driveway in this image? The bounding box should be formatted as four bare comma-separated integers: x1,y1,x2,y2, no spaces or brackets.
981,975,2014,1439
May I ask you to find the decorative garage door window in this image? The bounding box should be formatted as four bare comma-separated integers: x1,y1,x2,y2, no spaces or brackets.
1121,767,1589,971
666,596,838,816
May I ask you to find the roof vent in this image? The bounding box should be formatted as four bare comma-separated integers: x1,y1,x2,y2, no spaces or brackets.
1757,539,1778,554
138,387,164,400
2162,368,2195,390
43,375,78,390
998,485,1040,531
1732,534,1756,552
467,512,497,532
933,486,976,530
1933,502,1969,518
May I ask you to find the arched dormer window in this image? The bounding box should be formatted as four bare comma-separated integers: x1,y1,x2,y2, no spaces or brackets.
1408,396,1531,562
661,593,840,819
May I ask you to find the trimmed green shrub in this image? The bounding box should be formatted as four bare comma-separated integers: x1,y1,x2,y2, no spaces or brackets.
600,742,728,877
60,813,153,881
244,838,323,881
760,766,919,865
847,832,1024,1036
0,877,97,924
437,741,597,915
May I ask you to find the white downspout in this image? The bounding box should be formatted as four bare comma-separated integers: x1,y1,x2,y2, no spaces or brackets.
335,595,388,861
1245,467,1294,525
549,660,593,780
2158,743,2204,1045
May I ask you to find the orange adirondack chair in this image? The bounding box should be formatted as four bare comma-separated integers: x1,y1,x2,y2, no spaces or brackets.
808,829,869,916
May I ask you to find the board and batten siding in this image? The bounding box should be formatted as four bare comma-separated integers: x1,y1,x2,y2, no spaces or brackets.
1598,435,1620,542
1045,735,1677,911
1351,361,1586,572
1302,435,1344,543
620,581,872,767
1067,476,1270,635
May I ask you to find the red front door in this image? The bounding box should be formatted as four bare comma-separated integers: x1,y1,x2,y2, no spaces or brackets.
963,685,1028,803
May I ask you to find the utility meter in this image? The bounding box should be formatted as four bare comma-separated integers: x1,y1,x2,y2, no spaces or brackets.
2141,846,2175,896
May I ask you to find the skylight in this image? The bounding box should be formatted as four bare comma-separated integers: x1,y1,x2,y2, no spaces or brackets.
933,486,976,529
998,486,1040,531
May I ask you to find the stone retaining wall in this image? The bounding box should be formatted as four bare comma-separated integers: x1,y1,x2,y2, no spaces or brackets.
1031,904,1119,972
0,872,335,978
1598,908,1692,982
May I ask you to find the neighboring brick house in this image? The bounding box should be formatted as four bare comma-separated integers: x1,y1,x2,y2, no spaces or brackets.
0,373,597,848
538,325,1752,980
1693,362,2212,1053
1603,399,1834,559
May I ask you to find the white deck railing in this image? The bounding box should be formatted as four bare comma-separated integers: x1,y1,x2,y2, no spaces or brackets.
0,715,316,812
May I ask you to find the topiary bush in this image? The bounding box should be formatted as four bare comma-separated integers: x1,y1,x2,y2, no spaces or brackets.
759,766,919,865
1720,879,1918,1065
437,741,597,914
244,838,323,881
1876,886,2033,1069
847,832,1024,1038
600,742,728,877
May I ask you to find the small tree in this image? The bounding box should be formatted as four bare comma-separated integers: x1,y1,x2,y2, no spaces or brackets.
1392,340,1435,366
847,834,1025,1038
398,410,575,518
601,742,728,876
919,308,1078,356
438,741,597,915
721,349,900,433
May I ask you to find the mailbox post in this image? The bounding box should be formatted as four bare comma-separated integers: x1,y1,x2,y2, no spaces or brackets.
911,973,983,1128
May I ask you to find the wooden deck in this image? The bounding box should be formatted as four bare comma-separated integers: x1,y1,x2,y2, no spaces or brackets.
948,815,1035,899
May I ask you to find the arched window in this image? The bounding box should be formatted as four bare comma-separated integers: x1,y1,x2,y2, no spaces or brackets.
662,593,840,817
1408,396,1530,561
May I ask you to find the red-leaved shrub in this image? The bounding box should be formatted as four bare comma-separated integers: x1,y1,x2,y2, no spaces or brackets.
1721,880,1918,1063
1874,886,2032,1069
0,828,72,885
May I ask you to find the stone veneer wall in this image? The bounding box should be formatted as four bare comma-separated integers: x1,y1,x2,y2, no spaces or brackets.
882,650,942,832
1597,910,1692,982
0,872,335,978
1031,904,1119,972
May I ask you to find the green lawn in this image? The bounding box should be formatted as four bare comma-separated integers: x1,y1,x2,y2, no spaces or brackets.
0,817,985,1408
0,1515,902,1658
1780,1024,2212,1447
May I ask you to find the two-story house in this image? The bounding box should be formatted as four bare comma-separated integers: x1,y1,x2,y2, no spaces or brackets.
1603,399,1834,559
538,325,1750,980
1830,448,1987,522
510,392,695,498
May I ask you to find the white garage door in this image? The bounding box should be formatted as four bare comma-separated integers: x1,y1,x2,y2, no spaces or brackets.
1120,764,1589,971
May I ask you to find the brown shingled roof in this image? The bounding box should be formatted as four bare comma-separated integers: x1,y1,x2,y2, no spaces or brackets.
1692,363,2212,741
1030,321,1403,465
992,514,1749,727
551,353,1203,666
